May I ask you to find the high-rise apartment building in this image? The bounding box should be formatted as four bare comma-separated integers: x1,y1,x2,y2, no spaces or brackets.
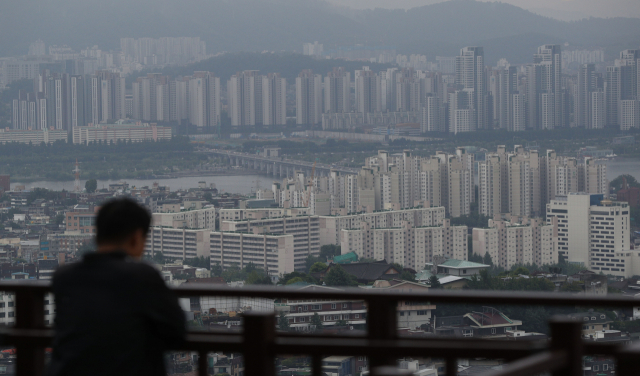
132,73,170,122
421,94,445,132
355,68,379,114
262,73,287,126
455,47,486,130
325,67,350,113
473,216,556,269
341,220,467,270
296,70,322,125
188,71,221,129
228,70,262,127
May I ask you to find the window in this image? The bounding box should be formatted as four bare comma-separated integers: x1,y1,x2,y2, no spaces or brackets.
299,317,305,322
462,329,473,337
583,317,589,321
417,310,428,316
491,328,496,334
342,303,348,308
358,357,364,361
312,305,321,310
333,315,339,320
303,305,308,311
603,364,608,371
8,312,13,318
600,315,605,319
591,317,596,320
593,365,599,371
7,302,13,307
331,303,336,309
358,367,363,371
399,312,405,316
0,313,4,318
355,314,360,319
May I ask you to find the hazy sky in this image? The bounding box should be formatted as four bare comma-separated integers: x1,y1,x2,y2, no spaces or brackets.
328,0,640,21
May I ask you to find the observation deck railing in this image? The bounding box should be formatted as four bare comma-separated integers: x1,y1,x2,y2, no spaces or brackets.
1,281,639,376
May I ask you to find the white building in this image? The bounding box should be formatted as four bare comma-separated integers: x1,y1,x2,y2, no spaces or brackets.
209,231,295,276
319,206,446,246
0,128,67,145
152,207,216,230
296,70,322,125
144,228,210,261
72,122,172,144
472,216,556,269
546,194,637,277
341,220,467,270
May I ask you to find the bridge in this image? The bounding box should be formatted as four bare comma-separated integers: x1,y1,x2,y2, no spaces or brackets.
199,149,360,178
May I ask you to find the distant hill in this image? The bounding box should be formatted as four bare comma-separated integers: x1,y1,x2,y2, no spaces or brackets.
129,52,392,83
1,0,639,64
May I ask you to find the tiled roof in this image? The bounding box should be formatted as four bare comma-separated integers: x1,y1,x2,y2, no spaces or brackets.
338,261,400,282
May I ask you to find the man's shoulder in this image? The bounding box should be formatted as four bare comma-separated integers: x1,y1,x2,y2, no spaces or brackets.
53,256,163,284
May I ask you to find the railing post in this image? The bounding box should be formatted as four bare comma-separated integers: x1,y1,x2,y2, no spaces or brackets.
15,286,46,375
243,312,276,376
368,297,397,374
549,317,583,376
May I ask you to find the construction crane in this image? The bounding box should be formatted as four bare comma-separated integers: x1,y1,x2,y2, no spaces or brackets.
304,159,318,208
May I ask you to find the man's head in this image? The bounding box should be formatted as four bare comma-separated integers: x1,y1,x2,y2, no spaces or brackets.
96,198,151,259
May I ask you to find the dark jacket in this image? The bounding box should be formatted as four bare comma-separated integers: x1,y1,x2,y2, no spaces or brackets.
48,251,186,376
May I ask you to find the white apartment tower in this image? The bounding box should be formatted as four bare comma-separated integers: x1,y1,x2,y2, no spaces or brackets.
262,73,287,126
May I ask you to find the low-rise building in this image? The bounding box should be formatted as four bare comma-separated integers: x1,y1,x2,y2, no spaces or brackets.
435,307,524,339
566,311,613,336
372,279,436,330
279,285,367,331
72,122,172,144
0,128,67,145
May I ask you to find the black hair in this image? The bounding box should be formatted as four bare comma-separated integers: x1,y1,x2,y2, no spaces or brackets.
96,198,151,245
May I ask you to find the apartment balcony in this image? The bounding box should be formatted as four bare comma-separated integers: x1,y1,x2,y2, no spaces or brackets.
0,281,639,375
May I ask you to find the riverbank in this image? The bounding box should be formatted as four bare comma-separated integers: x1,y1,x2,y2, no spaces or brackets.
10,169,258,183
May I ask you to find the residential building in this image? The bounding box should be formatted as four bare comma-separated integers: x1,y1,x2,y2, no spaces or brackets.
455,47,486,130
209,231,295,276
325,67,351,114
72,122,172,144
228,71,262,126
435,307,523,339
340,220,467,270
220,215,320,271
188,71,221,129
152,206,215,230
567,311,613,336
472,216,556,269
144,228,210,261
0,128,67,145
65,210,97,234
279,285,366,331
319,206,446,246
296,70,322,125
262,73,287,126
372,279,436,330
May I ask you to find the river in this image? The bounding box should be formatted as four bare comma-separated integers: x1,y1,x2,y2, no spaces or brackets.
11,174,274,195
9,159,640,194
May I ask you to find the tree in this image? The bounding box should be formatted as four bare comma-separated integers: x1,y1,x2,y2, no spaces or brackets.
560,282,583,293
278,311,291,332
324,265,358,287
428,276,441,289
85,179,97,193
483,252,494,267
245,270,272,285
310,312,324,332
310,262,327,273
335,319,348,327
184,256,211,269
319,244,341,261
512,266,530,276
286,277,305,285
279,271,315,285
305,255,323,273
400,270,416,282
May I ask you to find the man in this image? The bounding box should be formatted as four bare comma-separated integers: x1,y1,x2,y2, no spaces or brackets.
48,198,186,376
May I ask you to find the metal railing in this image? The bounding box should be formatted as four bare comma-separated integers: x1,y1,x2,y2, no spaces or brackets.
1,281,640,376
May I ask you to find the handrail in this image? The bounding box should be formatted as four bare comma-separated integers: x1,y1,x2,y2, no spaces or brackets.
0,282,637,376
